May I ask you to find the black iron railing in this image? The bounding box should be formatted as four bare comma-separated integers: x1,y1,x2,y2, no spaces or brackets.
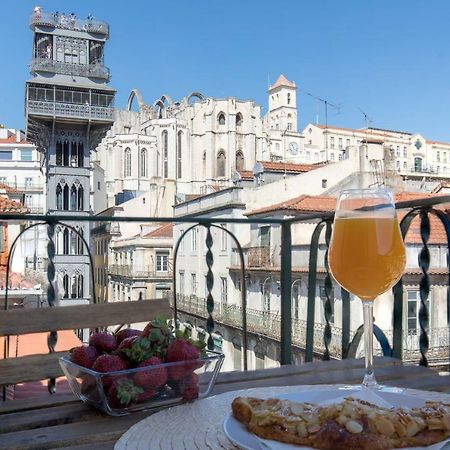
1,194,450,395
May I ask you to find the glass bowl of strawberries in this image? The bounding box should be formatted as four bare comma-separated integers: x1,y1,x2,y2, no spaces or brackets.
59,316,224,416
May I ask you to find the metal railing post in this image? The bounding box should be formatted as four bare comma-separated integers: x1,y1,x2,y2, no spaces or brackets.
280,222,292,365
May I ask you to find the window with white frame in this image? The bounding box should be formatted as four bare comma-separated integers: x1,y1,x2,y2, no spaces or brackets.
330,137,335,148
191,227,198,252
330,153,335,161
191,273,197,294
156,251,169,272
179,271,185,293
346,138,350,147
338,137,343,149
220,224,227,251
407,290,430,333
403,146,407,157
396,146,400,156
437,151,441,162
21,149,33,161
220,277,228,303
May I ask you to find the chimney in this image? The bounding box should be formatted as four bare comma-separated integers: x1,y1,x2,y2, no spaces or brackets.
16,130,21,143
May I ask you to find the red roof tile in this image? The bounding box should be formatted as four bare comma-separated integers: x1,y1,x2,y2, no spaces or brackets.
247,192,450,245
260,160,326,173
145,222,173,238
0,134,29,144
0,182,20,194
269,74,296,90
0,268,37,289
238,170,254,181
0,196,27,213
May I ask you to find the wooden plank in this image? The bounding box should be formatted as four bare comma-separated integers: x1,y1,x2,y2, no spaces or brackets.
0,299,171,336
0,403,100,433
0,352,66,386
0,410,151,450
0,393,77,414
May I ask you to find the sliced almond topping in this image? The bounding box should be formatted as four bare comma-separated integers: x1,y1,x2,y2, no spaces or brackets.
345,420,363,434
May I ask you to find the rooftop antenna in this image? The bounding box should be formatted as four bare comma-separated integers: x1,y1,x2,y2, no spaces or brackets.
304,90,340,161
357,107,373,130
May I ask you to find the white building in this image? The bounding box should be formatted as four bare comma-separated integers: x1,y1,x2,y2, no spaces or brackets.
0,128,45,213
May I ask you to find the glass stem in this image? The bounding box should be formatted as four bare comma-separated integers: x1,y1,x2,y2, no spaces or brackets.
362,300,379,389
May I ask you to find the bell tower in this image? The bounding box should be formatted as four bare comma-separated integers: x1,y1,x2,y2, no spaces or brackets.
267,74,297,132
25,9,115,305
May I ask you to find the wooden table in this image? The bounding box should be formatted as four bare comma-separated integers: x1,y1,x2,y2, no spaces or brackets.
1,357,449,450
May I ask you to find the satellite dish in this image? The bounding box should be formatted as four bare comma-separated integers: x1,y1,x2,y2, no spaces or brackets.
252,162,264,176
231,171,242,185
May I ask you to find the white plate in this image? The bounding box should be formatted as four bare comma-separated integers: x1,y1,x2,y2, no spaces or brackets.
223,387,450,450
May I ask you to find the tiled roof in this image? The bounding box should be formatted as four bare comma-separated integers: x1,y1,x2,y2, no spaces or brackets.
238,170,254,181
269,74,296,90
0,182,20,194
361,137,384,144
0,268,38,289
0,196,27,213
260,161,325,173
0,135,29,144
145,222,173,238
247,192,450,245
426,139,450,147
247,194,337,216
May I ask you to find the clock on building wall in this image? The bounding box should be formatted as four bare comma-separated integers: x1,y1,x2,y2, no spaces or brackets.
289,141,299,155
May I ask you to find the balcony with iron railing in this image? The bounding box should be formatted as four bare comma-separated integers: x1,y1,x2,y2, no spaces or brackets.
29,58,110,80
108,264,172,279
27,100,114,121
1,194,450,400
30,11,109,36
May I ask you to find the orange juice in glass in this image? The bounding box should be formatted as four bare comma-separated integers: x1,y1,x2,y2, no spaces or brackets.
329,189,406,388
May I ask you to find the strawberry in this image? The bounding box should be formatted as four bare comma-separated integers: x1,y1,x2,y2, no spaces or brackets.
178,372,199,401
70,345,99,369
117,335,139,353
166,338,201,381
136,388,157,403
80,374,99,401
92,354,128,389
133,356,168,389
142,316,173,358
107,378,143,409
119,336,153,365
114,328,141,345
89,332,118,353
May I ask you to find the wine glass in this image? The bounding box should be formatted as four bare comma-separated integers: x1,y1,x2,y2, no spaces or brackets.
328,188,406,389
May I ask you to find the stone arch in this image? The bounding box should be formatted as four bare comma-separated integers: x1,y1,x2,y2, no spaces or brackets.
183,92,205,105
160,94,174,107
126,89,145,112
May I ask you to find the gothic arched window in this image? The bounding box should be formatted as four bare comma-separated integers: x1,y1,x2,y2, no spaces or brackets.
162,131,168,178
70,275,77,298
140,148,147,177
156,150,160,177
63,140,70,166
77,227,84,255
235,151,244,171
124,148,132,177
56,184,63,210
70,185,77,210
78,274,84,298
77,142,84,167
177,131,182,179
218,112,226,125
63,184,69,210
63,228,69,255
56,140,62,165
70,141,78,167
217,150,226,178
236,113,243,127
78,186,84,210
70,229,77,255
63,274,69,299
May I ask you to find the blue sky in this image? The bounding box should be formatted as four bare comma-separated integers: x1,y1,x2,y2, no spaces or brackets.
2,1,450,140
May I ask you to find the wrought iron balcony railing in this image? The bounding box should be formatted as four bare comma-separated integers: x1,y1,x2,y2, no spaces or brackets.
27,100,114,121
246,246,273,267
30,12,109,36
29,58,110,80
1,192,450,387
109,264,172,279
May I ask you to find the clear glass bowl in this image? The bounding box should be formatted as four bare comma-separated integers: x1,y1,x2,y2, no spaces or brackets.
59,350,224,416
